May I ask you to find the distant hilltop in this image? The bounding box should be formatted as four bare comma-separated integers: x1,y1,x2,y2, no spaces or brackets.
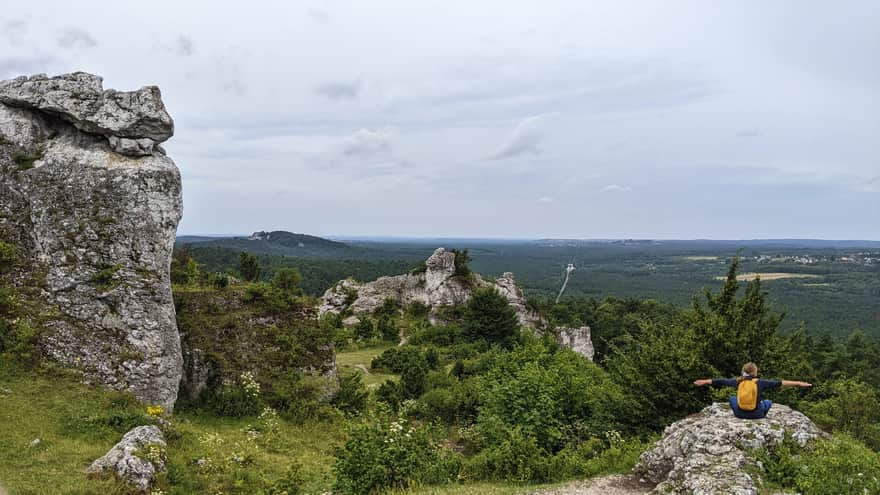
175,230,350,257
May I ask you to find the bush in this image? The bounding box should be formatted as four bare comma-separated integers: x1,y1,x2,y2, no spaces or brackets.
333,415,443,494
272,267,303,294
239,252,261,282
334,373,369,415
795,434,880,495
800,378,880,449
477,340,629,452
461,287,520,346
370,346,427,374
203,372,263,417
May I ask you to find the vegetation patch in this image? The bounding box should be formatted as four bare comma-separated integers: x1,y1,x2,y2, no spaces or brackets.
713,272,821,281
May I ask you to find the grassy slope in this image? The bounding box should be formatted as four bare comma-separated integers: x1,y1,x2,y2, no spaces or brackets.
0,362,556,495
336,344,398,388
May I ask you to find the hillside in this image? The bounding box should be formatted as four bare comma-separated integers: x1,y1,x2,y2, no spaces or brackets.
183,237,880,338
177,231,354,258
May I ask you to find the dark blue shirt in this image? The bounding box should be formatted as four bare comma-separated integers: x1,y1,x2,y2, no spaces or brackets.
712,377,781,417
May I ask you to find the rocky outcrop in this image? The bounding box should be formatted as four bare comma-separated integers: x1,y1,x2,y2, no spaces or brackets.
320,248,543,327
88,426,166,491
320,248,594,359
634,403,826,495
0,73,173,156
0,72,183,410
555,326,595,361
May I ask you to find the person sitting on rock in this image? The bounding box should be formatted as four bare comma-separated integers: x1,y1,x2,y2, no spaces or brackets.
693,362,812,419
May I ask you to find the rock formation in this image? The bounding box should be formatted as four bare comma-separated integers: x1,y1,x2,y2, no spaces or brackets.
634,402,826,495
87,425,166,491
321,248,541,325
0,72,183,409
319,248,594,359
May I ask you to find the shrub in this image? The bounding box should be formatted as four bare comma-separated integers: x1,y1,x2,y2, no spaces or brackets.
795,434,880,495
239,252,261,282
477,340,629,452
272,267,303,294
451,249,472,278
800,378,880,449
203,372,264,417
354,318,375,340
461,287,520,346
334,373,369,415
333,416,443,494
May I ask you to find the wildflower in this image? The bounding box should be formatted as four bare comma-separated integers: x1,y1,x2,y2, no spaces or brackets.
146,405,165,418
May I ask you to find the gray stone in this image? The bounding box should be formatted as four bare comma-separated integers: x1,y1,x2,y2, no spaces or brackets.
0,72,183,410
0,72,173,156
555,326,595,361
634,403,826,495
87,426,166,492
319,248,595,360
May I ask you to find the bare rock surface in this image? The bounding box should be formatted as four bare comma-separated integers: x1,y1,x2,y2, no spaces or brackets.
634,402,825,495
528,474,652,495
0,72,173,156
0,72,183,409
319,248,594,359
87,425,166,492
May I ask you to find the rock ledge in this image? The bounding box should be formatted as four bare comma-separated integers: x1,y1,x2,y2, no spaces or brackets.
634,402,825,495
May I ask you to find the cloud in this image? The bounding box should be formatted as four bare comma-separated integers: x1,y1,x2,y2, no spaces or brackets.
315,79,360,101
856,176,880,193
56,28,97,49
338,128,395,157
2,20,28,46
307,7,331,23
736,129,762,138
600,184,632,193
536,196,554,204
0,55,58,79
175,35,195,56
487,115,546,160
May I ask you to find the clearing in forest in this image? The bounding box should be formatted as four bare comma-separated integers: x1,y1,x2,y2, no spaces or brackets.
714,272,821,282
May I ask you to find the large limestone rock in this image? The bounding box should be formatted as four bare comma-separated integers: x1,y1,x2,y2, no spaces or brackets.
319,248,594,359
0,72,183,410
87,425,166,491
0,72,173,156
319,248,542,326
634,403,826,495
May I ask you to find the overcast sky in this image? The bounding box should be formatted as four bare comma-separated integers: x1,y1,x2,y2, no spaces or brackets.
3,1,878,239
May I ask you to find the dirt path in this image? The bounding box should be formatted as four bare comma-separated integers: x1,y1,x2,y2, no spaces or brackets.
528,475,653,495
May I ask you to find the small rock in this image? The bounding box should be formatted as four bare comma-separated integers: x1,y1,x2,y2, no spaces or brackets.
87,425,166,491
28,438,40,448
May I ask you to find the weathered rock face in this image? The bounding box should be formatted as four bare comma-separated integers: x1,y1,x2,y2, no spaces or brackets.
319,248,594,359
0,72,173,156
555,326,595,361
635,403,826,495
319,248,542,326
87,425,166,491
0,72,183,410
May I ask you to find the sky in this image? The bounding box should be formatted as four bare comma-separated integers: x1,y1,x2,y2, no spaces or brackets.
2,1,878,239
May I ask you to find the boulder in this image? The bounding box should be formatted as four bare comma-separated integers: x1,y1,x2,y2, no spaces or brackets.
0,72,173,156
634,402,826,495
0,72,183,410
87,425,166,492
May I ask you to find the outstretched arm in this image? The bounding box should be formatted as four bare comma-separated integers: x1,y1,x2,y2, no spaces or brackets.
693,379,712,386
781,380,812,388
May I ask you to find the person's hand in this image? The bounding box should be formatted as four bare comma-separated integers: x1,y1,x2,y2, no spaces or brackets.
693,379,711,386
800,381,813,388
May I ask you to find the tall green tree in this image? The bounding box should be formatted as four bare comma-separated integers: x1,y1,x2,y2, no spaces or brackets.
462,287,520,346
239,252,261,282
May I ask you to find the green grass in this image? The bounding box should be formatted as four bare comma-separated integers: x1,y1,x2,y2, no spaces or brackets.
336,344,399,388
